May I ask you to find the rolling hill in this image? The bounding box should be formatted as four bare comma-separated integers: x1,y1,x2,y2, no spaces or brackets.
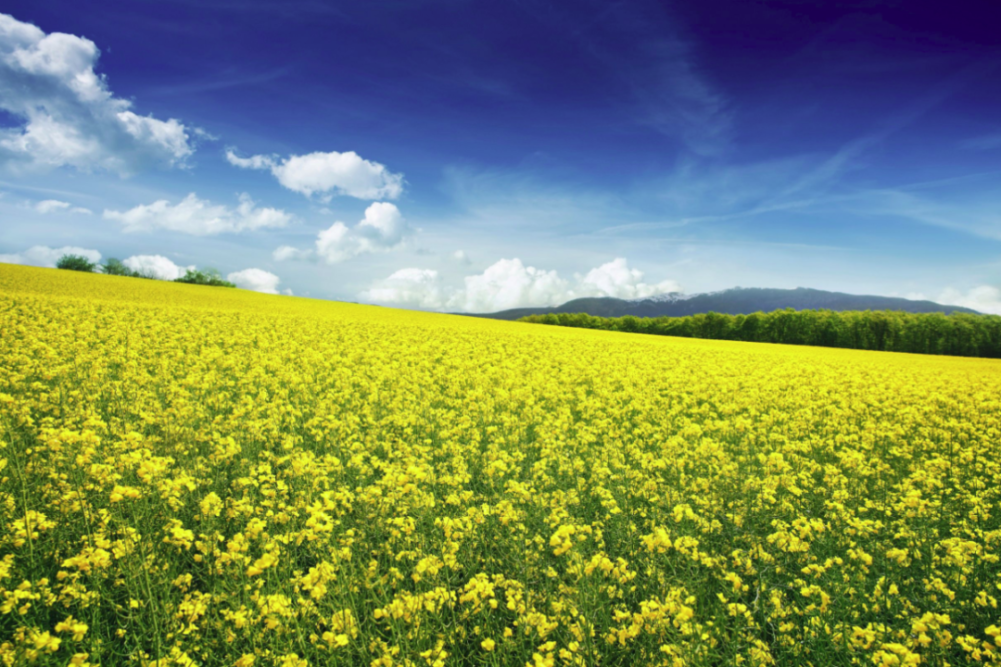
473,287,980,320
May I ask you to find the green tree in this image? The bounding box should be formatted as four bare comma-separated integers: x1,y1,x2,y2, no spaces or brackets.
101,258,139,277
175,268,236,288
56,254,97,272
519,308,1001,359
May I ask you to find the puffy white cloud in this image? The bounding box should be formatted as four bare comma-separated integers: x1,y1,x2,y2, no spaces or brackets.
226,148,403,200
455,258,569,313
227,268,281,294
452,249,471,265
362,257,681,312
360,268,446,310
123,254,189,280
0,244,100,267
276,202,412,264
104,193,292,235
937,286,1001,315
577,258,681,300
313,222,352,263
0,13,193,174
34,199,91,214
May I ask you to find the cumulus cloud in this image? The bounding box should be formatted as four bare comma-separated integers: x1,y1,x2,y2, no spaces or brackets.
227,268,282,294
0,244,100,267
456,258,569,312
34,199,91,214
122,254,189,280
452,249,471,265
361,268,444,310
226,148,403,200
362,257,681,312
275,202,412,264
0,12,193,174
578,258,681,300
936,286,1001,315
104,193,292,235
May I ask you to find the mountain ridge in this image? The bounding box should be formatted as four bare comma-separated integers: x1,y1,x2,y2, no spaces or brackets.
470,287,981,320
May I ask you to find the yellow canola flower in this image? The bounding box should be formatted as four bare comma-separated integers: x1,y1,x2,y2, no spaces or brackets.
54,616,88,641
0,263,999,667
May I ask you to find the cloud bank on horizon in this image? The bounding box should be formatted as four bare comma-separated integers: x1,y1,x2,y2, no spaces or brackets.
0,2,998,313
363,257,682,313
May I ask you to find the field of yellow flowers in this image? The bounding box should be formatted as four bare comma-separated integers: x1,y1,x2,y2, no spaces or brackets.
1,263,999,667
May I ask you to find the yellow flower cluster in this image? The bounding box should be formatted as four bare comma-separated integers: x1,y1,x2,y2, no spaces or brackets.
1,263,1000,666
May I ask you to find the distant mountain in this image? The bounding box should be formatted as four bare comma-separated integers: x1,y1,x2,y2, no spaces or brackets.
472,287,981,320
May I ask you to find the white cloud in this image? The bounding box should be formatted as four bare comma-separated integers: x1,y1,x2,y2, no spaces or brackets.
0,13,193,174
226,148,403,200
34,199,68,213
0,244,100,267
104,193,292,235
123,254,189,280
224,151,273,170
272,245,311,262
455,258,569,312
936,286,1001,315
577,258,681,300
34,198,91,214
227,268,281,294
452,249,471,265
362,257,681,312
361,268,445,310
276,202,412,264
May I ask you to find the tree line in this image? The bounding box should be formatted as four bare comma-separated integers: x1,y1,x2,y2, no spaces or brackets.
56,254,235,288
520,308,1001,358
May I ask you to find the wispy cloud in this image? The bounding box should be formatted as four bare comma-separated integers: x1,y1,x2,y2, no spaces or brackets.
440,164,634,232
960,132,1001,151
33,199,92,215
105,193,292,235
773,69,983,205
145,68,291,97
517,0,731,156
625,37,731,157
844,188,1001,242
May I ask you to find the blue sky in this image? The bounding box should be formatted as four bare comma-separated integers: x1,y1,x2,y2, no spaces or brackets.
1,0,1000,312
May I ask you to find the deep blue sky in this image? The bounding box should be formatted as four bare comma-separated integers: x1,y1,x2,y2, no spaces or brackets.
1,0,1000,311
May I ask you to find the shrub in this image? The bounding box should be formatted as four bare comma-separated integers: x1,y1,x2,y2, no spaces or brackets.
56,254,97,272
101,258,139,277
175,268,236,288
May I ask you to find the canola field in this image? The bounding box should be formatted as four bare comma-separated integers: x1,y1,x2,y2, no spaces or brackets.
1,263,999,667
